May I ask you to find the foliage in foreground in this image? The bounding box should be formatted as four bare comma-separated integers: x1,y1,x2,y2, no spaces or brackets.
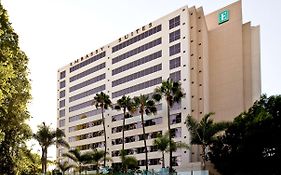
209,95,281,175
0,2,32,174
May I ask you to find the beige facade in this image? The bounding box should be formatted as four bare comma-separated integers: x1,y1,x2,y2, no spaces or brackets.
57,1,260,171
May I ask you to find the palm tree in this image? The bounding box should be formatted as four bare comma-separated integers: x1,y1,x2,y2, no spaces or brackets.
92,92,112,167
114,95,135,172
133,94,157,174
62,148,92,175
186,112,230,169
89,149,112,174
153,132,188,168
33,122,69,174
57,161,77,175
123,156,139,173
153,79,184,173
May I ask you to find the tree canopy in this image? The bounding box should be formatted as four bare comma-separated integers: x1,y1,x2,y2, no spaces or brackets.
209,95,281,175
0,2,32,174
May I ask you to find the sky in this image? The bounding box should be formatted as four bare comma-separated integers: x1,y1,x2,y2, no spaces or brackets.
1,0,281,159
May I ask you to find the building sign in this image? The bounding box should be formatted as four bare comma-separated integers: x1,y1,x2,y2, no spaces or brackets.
218,10,229,24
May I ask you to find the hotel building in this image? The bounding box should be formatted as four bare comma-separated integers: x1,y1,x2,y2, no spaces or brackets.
57,1,260,171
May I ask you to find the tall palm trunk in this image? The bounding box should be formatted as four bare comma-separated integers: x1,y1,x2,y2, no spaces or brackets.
141,112,148,174
101,107,107,167
122,108,126,172
167,105,173,173
41,147,47,174
162,151,165,168
201,145,206,170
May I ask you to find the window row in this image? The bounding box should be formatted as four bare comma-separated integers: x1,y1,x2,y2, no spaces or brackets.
69,73,105,92
169,29,181,43
170,57,181,70
69,109,101,122
112,25,162,53
169,15,180,29
170,70,181,82
59,109,65,118
112,145,158,157
169,43,181,56
112,38,162,64
60,71,66,79
112,130,162,145
112,64,162,87
112,103,162,122
112,51,162,76
69,119,102,132
112,117,162,134
112,77,162,98
70,62,106,82
68,130,104,142
69,99,94,112
70,51,106,72
69,84,105,102
76,141,105,151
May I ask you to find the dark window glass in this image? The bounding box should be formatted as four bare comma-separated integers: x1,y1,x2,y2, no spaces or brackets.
169,43,181,56
59,109,65,118
60,80,65,89
170,113,181,124
69,84,105,102
112,38,162,64
59,119,65,127
169,15,180,29
171,127,182,138
112,77,162,98
112,51,162,76
60,71,66,79
69,99,94,112
69,119,102,132
76,141,104,151
68,130,104,142
170,71,181,82
170,57,181,69
70,51,106,72
59,100,65,108
112,64,162,87
70,62,105,82
60,90,65,98
69,109,102,122
112,25,162,53
169,29,181,43
69,73,105,92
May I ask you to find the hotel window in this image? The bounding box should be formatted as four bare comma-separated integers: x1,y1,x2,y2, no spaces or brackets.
59,119,65,127
60,71,66,79
60,80,65,89
170,71,181,82
59,109,65,118
169,57,181,69
59,100,65,108
70,62,105,82
170,113,181,124
169,29,181,43
59,90,65,98
169,15,180,29
169,43,181,56
69,73,105,92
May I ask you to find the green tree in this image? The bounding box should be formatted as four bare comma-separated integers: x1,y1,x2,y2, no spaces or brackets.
209,95,281,175
33,122,69,174
153,79,184,173
114,95,135,172
123,156,139,173
133,94,157,174
92,92,112,167
186,112,230,169
89,149,111,174
0,2,32,174
153,132,188,168
63,148,91,175
56,161,77,175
